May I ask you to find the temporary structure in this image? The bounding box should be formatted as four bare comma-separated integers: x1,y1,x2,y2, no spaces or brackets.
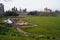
4,18,13,24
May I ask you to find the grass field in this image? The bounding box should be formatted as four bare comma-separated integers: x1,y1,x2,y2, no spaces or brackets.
21,16,60,40
0,16,60,40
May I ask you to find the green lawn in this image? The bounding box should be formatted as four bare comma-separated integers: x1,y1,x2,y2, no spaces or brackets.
0,16,60,40
21,16,60,40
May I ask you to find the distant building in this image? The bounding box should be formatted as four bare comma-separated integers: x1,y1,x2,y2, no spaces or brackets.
44,7,52,13
12,7,19,14
12,7,16,12
0,3,4,17
23,8,27,12
18,8,28,15
11,7,28,15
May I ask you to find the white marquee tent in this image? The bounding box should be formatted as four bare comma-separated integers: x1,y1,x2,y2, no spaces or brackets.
4,18,13,24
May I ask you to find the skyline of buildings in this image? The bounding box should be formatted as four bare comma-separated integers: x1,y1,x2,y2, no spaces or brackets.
0,3,60,13
0,3,60,16
11,7,28,15
0,0,60,11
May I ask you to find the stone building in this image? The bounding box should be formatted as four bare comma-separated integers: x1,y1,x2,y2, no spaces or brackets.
0,3,4,17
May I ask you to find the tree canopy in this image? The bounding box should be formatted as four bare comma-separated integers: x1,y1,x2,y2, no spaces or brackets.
4,11,19,16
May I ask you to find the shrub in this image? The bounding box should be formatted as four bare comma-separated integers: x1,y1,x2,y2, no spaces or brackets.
4,11,19,16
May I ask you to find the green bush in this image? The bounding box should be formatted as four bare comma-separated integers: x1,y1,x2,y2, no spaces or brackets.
4,11,19,16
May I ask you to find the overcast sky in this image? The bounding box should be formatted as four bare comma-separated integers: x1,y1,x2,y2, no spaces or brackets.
0,0,60,11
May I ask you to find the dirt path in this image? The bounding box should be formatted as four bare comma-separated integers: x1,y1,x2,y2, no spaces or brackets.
15,25,53,39
16,26,28,35
11,18,53,39
15,25,45,36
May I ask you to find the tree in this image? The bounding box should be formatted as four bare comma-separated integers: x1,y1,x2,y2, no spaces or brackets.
4,11,19,16
28,11,38,15
55,10,60,13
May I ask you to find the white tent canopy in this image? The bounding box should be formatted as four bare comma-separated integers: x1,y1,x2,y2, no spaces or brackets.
4,18,13,24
